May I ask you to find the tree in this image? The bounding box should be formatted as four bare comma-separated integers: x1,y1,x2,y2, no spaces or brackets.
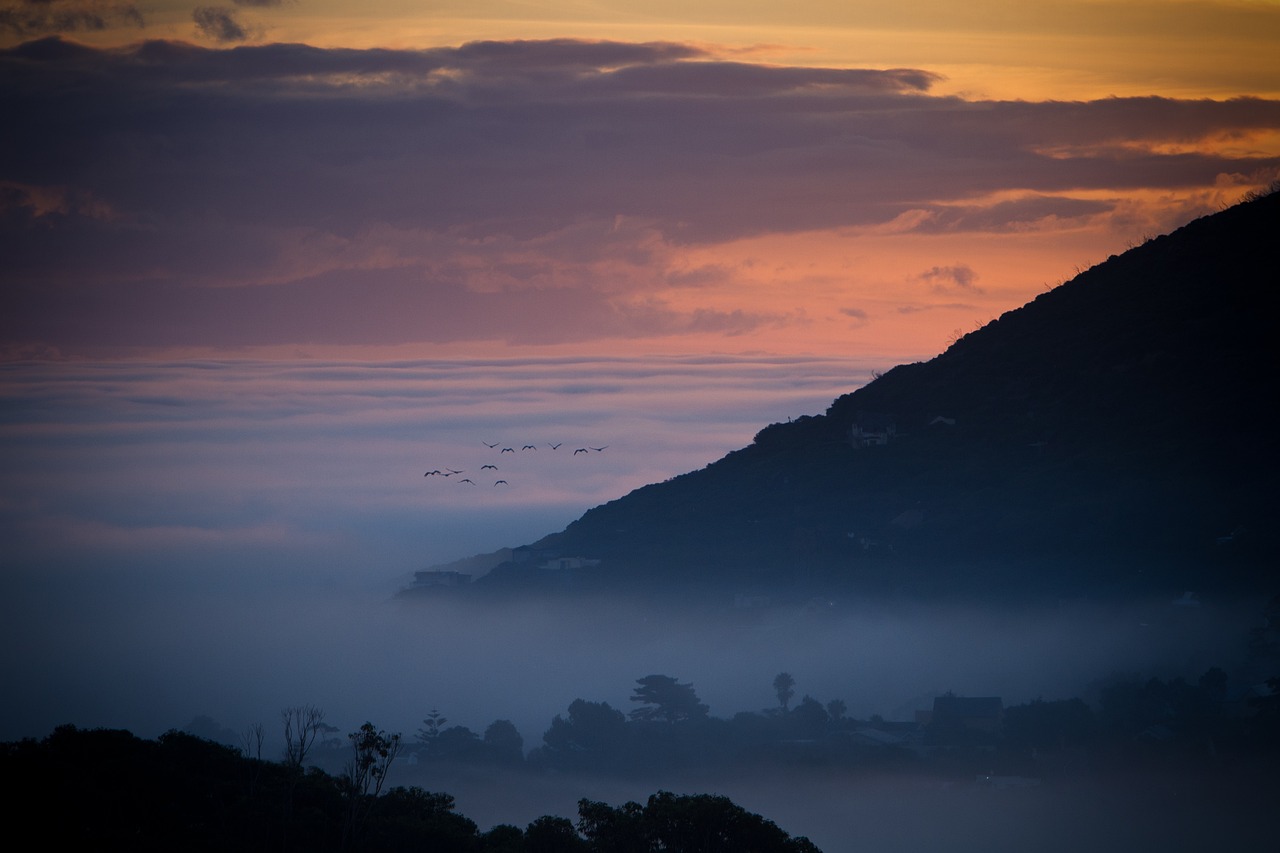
343,722,402,845
280,705,325,769
629,675,709,724
240,721,265,760
790,695,829,738
417,709,448,745
346,722,402,798
1003,697,1095,752
773,673,796,713
483,719,525,765
826,699,847,723
432,726,482,761
578,792,822,853
525,815,588,852
542,699,628,767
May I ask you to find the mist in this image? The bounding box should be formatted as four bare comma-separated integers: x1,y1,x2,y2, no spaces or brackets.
2,354,1270,851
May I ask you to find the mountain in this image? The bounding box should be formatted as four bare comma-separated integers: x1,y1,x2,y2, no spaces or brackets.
475,189,1280,602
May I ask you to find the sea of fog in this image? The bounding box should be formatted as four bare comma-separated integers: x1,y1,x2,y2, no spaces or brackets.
1,355,1269,851
2,353,892,740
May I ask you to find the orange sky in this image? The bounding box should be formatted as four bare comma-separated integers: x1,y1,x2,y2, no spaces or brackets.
2,0,1279,362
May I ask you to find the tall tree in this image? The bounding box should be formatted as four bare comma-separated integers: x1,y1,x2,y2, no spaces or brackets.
629,675,709,724
773,673,796,713
417,709,448,746
280,705,325,769
343,722,402,846
483,719,525,765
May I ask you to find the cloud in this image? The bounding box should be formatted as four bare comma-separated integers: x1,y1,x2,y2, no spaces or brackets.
920,264,983,294
896,302,978,314
193,6,249,44
0,0,142,37
839,307,869,327
1,38,1277,354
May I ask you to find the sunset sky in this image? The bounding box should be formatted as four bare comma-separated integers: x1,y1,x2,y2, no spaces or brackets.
2,1,1278,742
4,0,1279,362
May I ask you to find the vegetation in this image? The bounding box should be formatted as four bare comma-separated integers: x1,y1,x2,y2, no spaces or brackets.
1,722,821,852
448,189,1280,603
7,657,1280,850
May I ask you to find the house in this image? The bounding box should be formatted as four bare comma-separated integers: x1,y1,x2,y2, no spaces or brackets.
538,556,602,572
411,570,471,588
920,695,1004,746
850,412,897,448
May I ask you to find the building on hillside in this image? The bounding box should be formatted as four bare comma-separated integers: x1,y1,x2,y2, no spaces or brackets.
850,413,897,448
411,570,472,588
538,556,602,572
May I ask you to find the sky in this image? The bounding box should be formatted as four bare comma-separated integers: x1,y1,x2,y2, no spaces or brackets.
2,1,1278,747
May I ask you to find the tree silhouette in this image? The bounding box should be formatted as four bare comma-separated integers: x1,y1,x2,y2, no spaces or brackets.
629,675,709,724
280,705,325,768
483,719,525,765
578,792,821,853
543,699,628,767
343,722,402,845
773,673,796,713
417,709,448,746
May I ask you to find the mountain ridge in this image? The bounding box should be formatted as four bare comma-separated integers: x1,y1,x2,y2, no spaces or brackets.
461,189,1279,602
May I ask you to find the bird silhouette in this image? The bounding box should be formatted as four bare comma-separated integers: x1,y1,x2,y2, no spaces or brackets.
481,464,497,470
424,469,442,476
522,445,537,450
458,478,476,485
574,448,588,455
590,445,608,452
446,468,464,474
483,441,499,448
501,447,515,453
494,480,508,486
548,442,562,450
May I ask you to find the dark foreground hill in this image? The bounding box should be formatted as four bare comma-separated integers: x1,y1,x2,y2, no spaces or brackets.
467,189,1279,602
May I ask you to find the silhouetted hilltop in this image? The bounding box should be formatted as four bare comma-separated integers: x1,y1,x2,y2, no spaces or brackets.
480,189,1280,601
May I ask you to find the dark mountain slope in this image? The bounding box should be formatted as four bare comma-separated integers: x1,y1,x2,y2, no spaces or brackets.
498,190,1280,600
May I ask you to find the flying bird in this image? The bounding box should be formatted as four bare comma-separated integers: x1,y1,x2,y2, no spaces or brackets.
481,464,498,470
494,480,508,486
590,446,609,452
483,441,499,448
424,469,442,476
522,445,537,450
446,468,464,474
458,478,476,485
574,448,589,455
501,447,515,453
548,443,562,450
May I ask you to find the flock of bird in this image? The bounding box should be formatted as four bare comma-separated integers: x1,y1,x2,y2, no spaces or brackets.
423,440,608,489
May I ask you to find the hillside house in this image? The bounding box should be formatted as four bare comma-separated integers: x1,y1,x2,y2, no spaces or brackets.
411,570,471,588
539,556,601,572
850,413,897,448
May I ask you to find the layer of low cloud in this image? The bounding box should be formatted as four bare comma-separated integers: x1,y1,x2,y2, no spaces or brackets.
193,7,249,44
0,0,142,37
2,37,1277,354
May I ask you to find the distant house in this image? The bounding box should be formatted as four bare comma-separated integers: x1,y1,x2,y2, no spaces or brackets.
538,556,601,572
920,695,1004,746
411,570,471,588
850,413,897,448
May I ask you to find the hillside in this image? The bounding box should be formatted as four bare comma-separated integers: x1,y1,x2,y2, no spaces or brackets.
474,190,1280,601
